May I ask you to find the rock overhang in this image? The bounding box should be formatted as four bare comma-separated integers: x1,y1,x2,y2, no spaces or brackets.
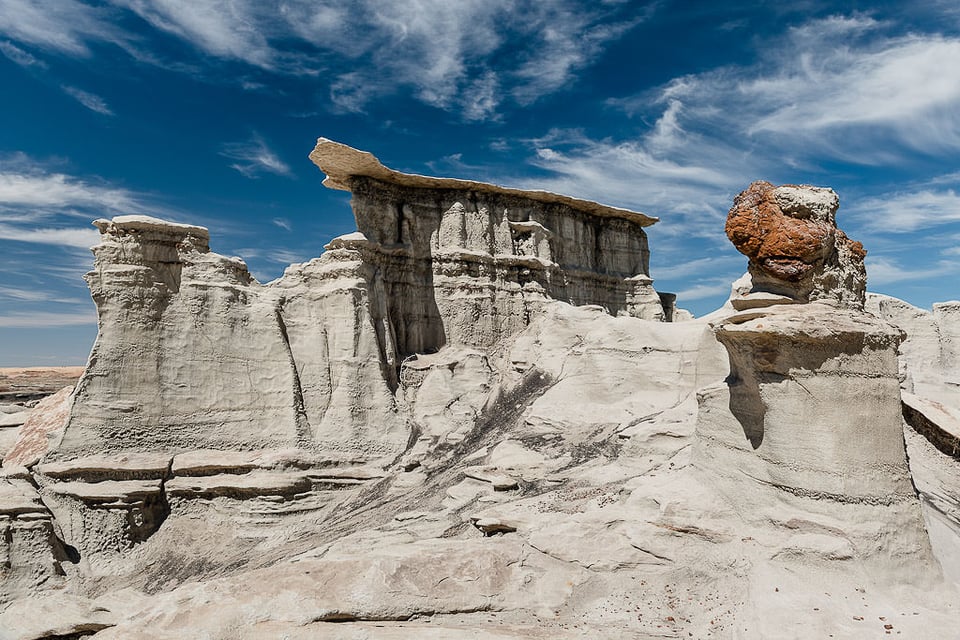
309,137,660,228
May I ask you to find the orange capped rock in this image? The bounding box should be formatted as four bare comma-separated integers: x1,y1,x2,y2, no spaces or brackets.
725,181,866,309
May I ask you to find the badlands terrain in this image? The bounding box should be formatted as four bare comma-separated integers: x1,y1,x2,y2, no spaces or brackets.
1,139,959,639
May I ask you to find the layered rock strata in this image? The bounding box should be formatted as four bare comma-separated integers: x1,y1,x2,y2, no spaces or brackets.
1,140,681,600
53,140,671,464
4,157,960,637
695,185,938,578
309,138,668,358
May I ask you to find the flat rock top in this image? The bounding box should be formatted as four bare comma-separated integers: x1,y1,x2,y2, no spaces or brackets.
92,214,210,239
309,137,659,227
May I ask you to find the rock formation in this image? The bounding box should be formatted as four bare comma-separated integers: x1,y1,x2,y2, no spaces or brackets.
54,139,672,466
867,294,960,409
726,180,867,309
1,151,959,639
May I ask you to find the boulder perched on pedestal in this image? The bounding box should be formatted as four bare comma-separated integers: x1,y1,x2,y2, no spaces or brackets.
725,180,867,309
695,182,938,579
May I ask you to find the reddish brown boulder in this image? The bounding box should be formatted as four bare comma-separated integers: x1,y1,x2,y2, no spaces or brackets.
725,181,866,308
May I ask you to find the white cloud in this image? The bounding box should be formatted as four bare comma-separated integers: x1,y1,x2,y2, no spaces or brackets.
66,0,643,119
0,287,86,304
511,12,642,105
646,18,960,159
673,281,734,302
462,71,500,122
654,255,744,281
221,134,292,178
0,168,143,213
745,37,960,153
271,217,291,231
62,85,114,115
0,0,124,55
0,310,96,328
849,188,960,233
866,255,960,286
0,223,100,248
0,40,46,67
112,0,282,68
514,128,748,238
0,287,55,302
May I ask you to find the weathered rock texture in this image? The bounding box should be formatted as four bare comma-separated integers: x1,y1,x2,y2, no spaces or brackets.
52,140,671,467
694,305,937,575
2,161,959,638
309,138,668,355
726,180,867,309
867,294,960,410
697,184,939,582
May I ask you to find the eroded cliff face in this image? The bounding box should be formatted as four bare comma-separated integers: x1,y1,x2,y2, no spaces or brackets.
57,141,669,465
61,216,304,459
867,294,960,409
311,138,667,361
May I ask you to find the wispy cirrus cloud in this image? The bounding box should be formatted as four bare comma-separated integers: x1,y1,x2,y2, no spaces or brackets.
221,134,292,178
0,223,100,248
866,255,960,286
674,281,736,302
0,286,86,304
513,127,749,238
0,156,173,252
271,217,291,231
849,187,960,233
0,39,46,67
503,14,960,243
0,0,648,120
0,162,144,215
639,16,960,161
62,85,114,115
0,310,97,328
0,0,125,55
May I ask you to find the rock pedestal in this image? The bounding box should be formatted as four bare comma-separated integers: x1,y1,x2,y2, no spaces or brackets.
695,183,938,577
696,305,913,504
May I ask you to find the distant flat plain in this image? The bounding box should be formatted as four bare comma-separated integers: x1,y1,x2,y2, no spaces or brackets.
0,367,84,403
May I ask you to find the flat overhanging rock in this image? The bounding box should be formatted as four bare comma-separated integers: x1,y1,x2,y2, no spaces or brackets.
92,215,210,240
309,137,659,227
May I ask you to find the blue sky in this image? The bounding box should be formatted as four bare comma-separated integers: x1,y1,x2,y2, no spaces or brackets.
1,0,959,365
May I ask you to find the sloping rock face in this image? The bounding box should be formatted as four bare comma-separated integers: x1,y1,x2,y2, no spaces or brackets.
726,181,867,309
867,294,960,410
864,294,960,583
